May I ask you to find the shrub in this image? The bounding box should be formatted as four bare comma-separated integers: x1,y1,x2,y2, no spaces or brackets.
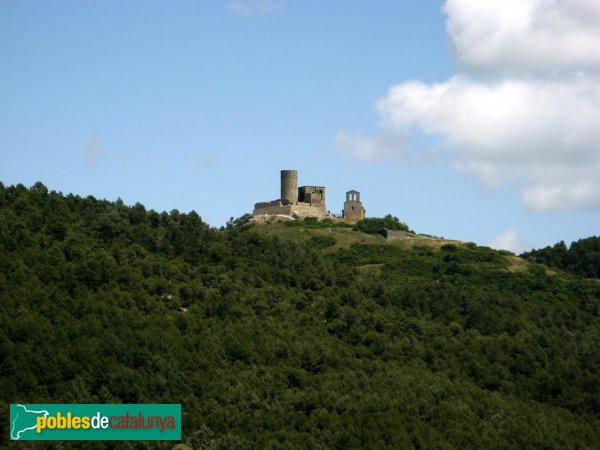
309,235,336,249
353,214,412,235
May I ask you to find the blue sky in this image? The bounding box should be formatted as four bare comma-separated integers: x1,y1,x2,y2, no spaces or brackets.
1,0,599,252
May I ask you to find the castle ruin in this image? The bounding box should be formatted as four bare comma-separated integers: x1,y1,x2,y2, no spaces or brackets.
252,169,365,222
342,189,365,222
253,170,328,219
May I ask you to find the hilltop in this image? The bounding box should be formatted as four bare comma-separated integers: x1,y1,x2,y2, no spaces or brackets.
1,182,600,449
253,218,458,249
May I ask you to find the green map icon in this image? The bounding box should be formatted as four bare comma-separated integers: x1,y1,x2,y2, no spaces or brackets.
10,404,49,440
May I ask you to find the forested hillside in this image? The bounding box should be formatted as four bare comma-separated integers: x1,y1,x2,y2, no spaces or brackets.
2,182,600,449
521,236,600,279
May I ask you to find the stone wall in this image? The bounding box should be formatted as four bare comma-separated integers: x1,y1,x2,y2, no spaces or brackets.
252,204,293,216
254,200,284,209
343,201,365,221
290,204,328,219
253,203,327,219
382,229,409,239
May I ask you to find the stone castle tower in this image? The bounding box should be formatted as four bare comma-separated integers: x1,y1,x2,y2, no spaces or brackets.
280,170,298,204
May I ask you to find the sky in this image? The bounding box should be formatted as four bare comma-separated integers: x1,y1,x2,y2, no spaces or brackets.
1,0,599,253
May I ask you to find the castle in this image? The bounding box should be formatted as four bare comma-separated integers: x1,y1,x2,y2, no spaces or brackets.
252,170,365,222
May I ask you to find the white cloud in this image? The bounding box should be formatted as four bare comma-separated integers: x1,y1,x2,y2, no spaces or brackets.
376,75,600,209
488,228,527,254
445,0,600,74
84,136,104,163
335,0,600,212
522,180,600,212
228,0,284,15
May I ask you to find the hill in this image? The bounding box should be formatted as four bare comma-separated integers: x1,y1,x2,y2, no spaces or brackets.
521,237,600,279
1,182,600,449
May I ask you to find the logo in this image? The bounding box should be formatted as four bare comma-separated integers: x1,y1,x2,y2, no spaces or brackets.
10,404,181,441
